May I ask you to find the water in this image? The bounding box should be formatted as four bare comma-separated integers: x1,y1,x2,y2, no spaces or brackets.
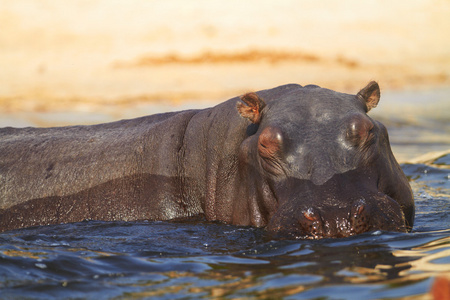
1,89,449,299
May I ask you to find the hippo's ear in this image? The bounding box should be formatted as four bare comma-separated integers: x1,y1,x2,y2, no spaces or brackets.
237,92,266,124
357,81,380,112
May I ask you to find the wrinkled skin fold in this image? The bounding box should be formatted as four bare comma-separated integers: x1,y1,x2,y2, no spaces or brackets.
0,82,414,238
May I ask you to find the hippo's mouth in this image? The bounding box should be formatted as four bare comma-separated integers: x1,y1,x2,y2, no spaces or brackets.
266,192,408,240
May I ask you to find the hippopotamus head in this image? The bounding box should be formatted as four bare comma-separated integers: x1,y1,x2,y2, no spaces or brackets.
234,82,414,239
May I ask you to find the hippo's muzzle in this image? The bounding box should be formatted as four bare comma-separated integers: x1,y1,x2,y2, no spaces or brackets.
266,192,407,239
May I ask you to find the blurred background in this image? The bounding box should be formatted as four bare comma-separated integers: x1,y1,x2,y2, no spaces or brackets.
1,0,449,161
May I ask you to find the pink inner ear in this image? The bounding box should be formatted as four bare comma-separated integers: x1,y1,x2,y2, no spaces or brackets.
237,92,266,124
237,103,260,124
366,92,380,111
357,81,380,112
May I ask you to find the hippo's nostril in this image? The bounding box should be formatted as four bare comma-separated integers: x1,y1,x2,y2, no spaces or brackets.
300,208,323,238
303,208,319,222
350,199,371,234
356,204,365,215
352,199,366,216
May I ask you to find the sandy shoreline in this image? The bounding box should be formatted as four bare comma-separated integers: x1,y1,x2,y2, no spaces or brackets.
1,0,449,114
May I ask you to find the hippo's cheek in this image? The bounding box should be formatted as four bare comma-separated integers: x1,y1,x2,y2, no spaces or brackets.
265,194,407,239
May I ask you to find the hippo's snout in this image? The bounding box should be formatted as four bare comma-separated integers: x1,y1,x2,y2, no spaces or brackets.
268,195,407,240
297,199,372,239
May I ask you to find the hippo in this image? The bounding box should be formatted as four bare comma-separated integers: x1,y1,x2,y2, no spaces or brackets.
0,82,414,238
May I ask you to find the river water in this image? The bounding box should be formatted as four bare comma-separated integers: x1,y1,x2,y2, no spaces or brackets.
0,89,449,299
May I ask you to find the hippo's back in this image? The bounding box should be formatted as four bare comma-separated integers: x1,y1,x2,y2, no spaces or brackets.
0,110,199,210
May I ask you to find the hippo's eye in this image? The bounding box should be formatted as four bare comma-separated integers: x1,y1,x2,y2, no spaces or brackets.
258,126,284,175
345,115,375,148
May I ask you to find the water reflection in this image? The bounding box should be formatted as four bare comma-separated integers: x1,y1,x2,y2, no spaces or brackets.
395,235,450,274
1,225,448,299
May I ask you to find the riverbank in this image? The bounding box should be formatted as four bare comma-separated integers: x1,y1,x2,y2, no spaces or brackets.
1,0,449,115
